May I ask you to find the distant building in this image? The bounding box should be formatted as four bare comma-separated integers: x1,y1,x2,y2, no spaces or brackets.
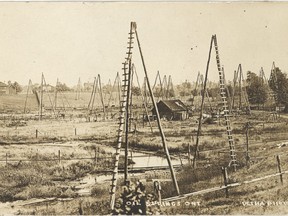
84,82,94,91
151,99,189,121
0,82,8,94
35,84,55,92
43,84,54,92
0,82,17,94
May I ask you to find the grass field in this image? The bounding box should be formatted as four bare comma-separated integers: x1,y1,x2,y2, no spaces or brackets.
1,93,288,214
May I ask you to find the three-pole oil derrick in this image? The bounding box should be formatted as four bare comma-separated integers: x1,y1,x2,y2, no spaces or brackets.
190,72,212,112
161,75,175,100
75,77,81,100
222,67,233,113
166,75,175,99
268,62,279,111
231,64,251,114
162,75,168,98
190,72,213,112
87,74,106,121
151,70,163,101
38,73,44,120
53,78,72,118
192,34,237,172
37,73,57,120
109,22,180,211
190,71,201,109
259,67,275,109
259,67,268,85
24,79,36,114
107,72,122,110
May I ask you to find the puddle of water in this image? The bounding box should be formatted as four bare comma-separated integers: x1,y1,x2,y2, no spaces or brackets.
130,152,185,168
74,151,187,196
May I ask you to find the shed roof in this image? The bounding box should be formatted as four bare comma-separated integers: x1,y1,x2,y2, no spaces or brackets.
158,99,188,112
0,82,7,87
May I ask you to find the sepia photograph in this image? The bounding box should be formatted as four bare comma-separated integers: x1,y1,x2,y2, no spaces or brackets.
0,1,288,215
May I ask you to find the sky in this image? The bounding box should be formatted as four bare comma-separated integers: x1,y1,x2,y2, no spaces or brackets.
0,2,287,87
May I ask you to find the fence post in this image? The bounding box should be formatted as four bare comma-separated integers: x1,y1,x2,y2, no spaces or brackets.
130,148,133,160
78,199,83,215
6,153,8,166
221,167,229,198
179,153,183,166
58,150,61,164
245,122,251,168
154,180,162,203
188,137,192,165
94,148,97,164
276,155,283,185
75,128,77,136
134,122,137,136
36,129,38,138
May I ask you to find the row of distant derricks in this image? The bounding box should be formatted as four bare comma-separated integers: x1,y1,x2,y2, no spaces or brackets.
23,51,275,125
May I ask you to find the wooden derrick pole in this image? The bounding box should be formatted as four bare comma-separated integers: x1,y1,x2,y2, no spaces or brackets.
88,77,97,110
98,74,106,120
54,78,59,113
107,72,121,108
39,73,44,121
134,23,180,195
238,64,242,110
192,36,213,168
24,79,32,114
162,75,168,99
124,59,132,182
191,72,201,108
42,75,56,117
75,77,81,100
232,69,238,110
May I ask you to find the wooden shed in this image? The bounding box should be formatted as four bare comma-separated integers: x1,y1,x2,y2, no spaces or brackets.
151,99,188,121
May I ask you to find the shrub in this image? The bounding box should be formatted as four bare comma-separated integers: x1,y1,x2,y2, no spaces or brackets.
91,185,109,197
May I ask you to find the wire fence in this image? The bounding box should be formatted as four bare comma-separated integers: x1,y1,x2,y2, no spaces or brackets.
163,154,288,202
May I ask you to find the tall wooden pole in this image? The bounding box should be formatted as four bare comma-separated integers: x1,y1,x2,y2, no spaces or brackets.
134,22,180,195
76,77,81,100
239,64,242,110
192,36,213,168
24,79,32,114
98,74,106,120
232,70,237,109
88,77,97,110
124,59,132,183
129,68,134,132
54,78,58,112
39,73,44,121
143,77,147,106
